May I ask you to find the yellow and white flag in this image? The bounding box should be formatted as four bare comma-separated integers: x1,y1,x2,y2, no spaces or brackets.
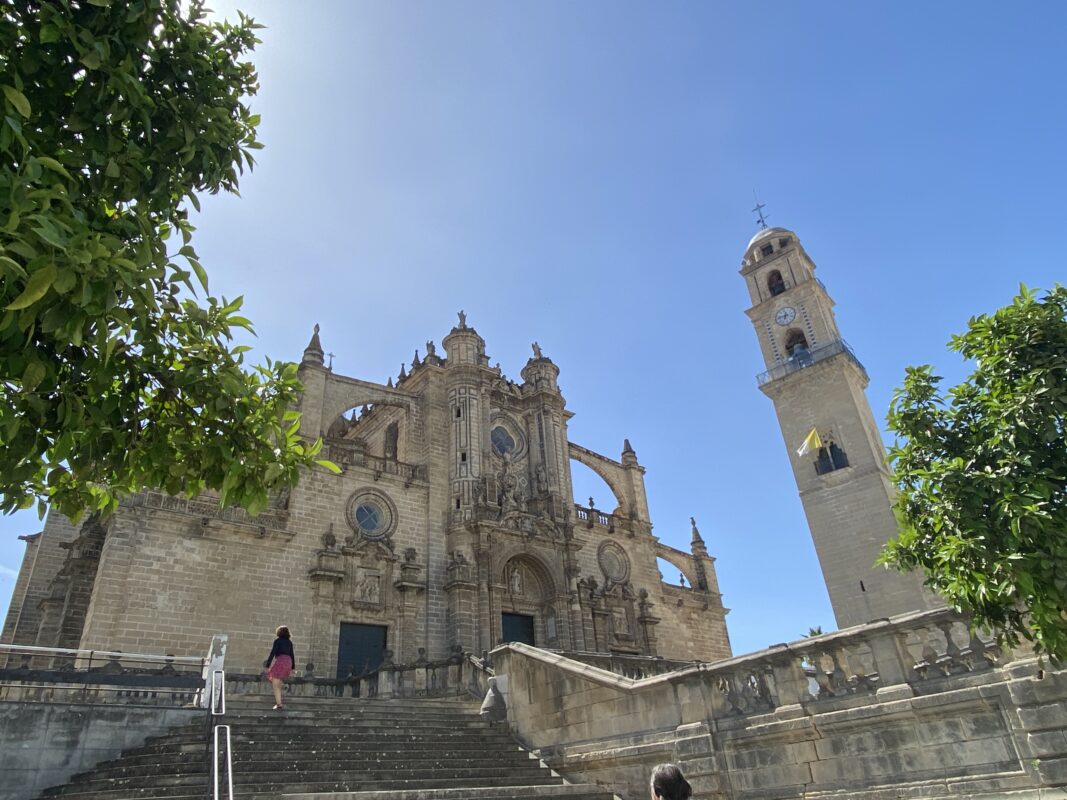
796,427,822,457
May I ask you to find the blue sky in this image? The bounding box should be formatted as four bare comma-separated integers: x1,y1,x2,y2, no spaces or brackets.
2,2,1065,656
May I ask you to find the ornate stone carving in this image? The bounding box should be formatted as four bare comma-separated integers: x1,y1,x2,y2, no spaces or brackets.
597,540,631,585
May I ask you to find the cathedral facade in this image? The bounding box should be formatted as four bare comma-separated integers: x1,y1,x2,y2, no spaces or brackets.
2,316,731,674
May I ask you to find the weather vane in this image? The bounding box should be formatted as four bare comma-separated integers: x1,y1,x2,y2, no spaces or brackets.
751,197,769,230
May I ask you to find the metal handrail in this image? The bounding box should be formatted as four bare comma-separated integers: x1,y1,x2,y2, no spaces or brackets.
756,338,867,386
210,669,226,716
212,724,234,800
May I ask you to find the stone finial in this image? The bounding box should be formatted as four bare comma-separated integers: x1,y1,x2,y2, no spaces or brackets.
398,363,407,381
386,377,393,388
690,516,709,559
690,516,704,545
301,323,325,367
621,438,638,466
412,349,421,368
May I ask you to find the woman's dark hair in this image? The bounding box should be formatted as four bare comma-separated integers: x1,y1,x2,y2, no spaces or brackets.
275,626,291,639
651,763,691,800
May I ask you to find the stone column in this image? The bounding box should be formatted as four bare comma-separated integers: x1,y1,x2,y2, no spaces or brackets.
308,547,344,677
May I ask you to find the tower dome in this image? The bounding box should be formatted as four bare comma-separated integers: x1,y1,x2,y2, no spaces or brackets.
744,226,797,266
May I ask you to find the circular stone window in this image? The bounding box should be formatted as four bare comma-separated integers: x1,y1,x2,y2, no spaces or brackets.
346,490,397,541
598,541,631,585
489,414,526,460
491,426,516,457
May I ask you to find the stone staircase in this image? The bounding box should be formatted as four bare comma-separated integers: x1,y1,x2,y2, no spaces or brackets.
35,695,616,800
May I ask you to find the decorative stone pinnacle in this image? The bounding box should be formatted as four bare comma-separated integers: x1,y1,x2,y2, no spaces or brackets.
302,323,325,366
412,349,421,368
690,516,705,545
398,363,407,381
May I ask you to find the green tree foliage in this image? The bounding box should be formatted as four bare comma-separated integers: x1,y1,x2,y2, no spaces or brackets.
885,285,1067,662
0,0,331,522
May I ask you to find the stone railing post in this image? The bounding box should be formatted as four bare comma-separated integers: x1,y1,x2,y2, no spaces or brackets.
767,646,810,710
377,668,394,698
868,623,916,698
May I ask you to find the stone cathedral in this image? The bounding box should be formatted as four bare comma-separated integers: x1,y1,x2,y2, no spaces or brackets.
2,315,732,675
2,224,940,676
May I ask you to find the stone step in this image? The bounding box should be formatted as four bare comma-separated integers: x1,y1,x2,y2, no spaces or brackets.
79,753,542,781
282,786,616,800
141,738,512,755
226,697,481,713
225,703,483,717
61,765,556,792
44,776,565,800
145,728,510,746
94,745,532,770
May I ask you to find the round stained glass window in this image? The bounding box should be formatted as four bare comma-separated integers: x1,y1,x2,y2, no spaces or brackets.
491,426,516,457
346,490,396,541
355,503,384,534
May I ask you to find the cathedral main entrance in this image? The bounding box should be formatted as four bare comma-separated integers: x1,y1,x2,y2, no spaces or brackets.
501,612,536,645
337,623,387,679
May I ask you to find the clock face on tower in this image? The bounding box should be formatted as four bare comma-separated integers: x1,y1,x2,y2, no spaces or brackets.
775,306,797,326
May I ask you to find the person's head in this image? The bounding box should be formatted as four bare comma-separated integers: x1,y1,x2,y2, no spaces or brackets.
275,625,291,639
650,763,691,800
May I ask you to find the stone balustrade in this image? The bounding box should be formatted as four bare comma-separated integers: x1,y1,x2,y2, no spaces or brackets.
491,607,1065,800
550,649,700,680
573,503,623,532
225,648,492,702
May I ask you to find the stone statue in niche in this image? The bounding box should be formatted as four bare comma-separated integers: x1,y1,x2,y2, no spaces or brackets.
611,606,631,635
535,462,548,495
510,565,524,595
497,454,526,516
546,609,557,641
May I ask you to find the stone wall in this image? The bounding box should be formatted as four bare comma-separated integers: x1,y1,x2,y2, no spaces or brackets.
491,608,1067,800
0,700,200,800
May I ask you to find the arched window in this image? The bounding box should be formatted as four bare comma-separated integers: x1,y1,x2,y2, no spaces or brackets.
785,329,809,356
814,442,850,475
767,270,786,296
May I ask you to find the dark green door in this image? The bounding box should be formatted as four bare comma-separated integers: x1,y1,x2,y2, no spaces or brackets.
501,612,536,645
336,623,387,679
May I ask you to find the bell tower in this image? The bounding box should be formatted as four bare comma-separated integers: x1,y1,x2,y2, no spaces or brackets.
741,226,935,629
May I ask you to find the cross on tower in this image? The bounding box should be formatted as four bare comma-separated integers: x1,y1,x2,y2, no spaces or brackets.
752,199,769,229
326,352,335,370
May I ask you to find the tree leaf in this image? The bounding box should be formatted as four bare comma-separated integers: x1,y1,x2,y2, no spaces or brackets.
6,264,57,310
22,361,46,391
1,86,30,118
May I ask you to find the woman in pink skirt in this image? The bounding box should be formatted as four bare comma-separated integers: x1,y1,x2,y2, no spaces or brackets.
263,625,295,710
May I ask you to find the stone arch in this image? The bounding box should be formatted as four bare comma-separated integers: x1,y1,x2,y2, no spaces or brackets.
766,269,786,296
319,374,417,437
785,328,809,356
654,543,699,589
568,445,628,514
500,553,556,602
